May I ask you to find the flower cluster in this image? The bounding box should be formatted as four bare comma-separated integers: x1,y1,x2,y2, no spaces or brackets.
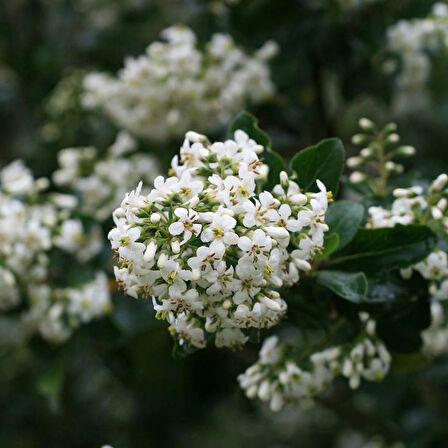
347,118,415,196
109,129,329,349
238,313,391,412
386,3,448,90
0,160,111,343
368,173,448,356
82,26,278,141
53,131,160,221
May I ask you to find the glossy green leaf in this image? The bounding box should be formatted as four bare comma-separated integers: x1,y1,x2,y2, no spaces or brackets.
331,225,436,273
316,270,368,303
326,201,364,250
290,138,345,194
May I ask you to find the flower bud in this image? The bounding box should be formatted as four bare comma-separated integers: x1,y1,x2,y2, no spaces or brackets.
351,134,367,145
398,145,416,156
279,171,289,187
186,131,207,143
259,296,281,311
346,157,363,168
349,171,367,184
171,240,181,254
431,173,448,192
386,133,400,144
144,241,158,262
359,117,375,131
265,226,290,241
360,147,373,158
157,252,168,268
289,194,307,206
151,213,161,224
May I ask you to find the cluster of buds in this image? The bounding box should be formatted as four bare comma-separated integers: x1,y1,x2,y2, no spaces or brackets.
53,131,160,221
347,118,415,196
238,313,391,412
368,173,448,300
82,25,277,141
109,129,329,349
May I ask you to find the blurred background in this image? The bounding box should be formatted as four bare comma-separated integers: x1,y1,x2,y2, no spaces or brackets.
1,0,448,447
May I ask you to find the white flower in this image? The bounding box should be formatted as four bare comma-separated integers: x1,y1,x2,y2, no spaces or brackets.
168,208,202,242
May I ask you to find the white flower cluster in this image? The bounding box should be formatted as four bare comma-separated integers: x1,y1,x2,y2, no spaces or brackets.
109,130,329,349
53,131,160,221
82,26,277,141
368,174,448,356
238,313,391,412
24,273,111,343
386,3,448,90
368,173,448,300
0,160,111,343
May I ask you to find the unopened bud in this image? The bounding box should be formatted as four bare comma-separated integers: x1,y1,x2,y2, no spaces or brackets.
387,133,400,144
259,296,281,311
349,171,367,184
359,117,375,131
150,213,161,224
431,173,448,192
171,240,181,254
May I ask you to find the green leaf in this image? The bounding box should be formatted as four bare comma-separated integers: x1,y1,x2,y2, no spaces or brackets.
290,138,345,194
228,111,286,189
316,270,368,303
315,233,340,261
331,225,436,274
326,201,364,250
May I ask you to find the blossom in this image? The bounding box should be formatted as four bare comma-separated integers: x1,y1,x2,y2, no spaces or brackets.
109,129,329,349
82,26,277,141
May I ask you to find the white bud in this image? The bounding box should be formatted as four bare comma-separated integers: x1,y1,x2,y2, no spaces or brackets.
387,133,400,143
222,299,232,310
259,296,281,311
431,174,448,192
399,145,416,156
269,276,283,287
437,198,447,211
157,252,168,268
385,161,395,171
192,268,201,281
254,144,264,154
171,240,181,254
289,194,307,206
431,207,443,220
270,392,284,412
351,134,366,145
359,117,375,130
36,177,50,191
150,213,161,224
360,147,373,158
293,258,312,271
349,171,366,184
257,380,271,401
143,241,157,262
265,226,290,241
393,188,413,198
186,131,207,143
113,207,125,218
347,156,363,168
280,171,289,186
220,208,235,217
